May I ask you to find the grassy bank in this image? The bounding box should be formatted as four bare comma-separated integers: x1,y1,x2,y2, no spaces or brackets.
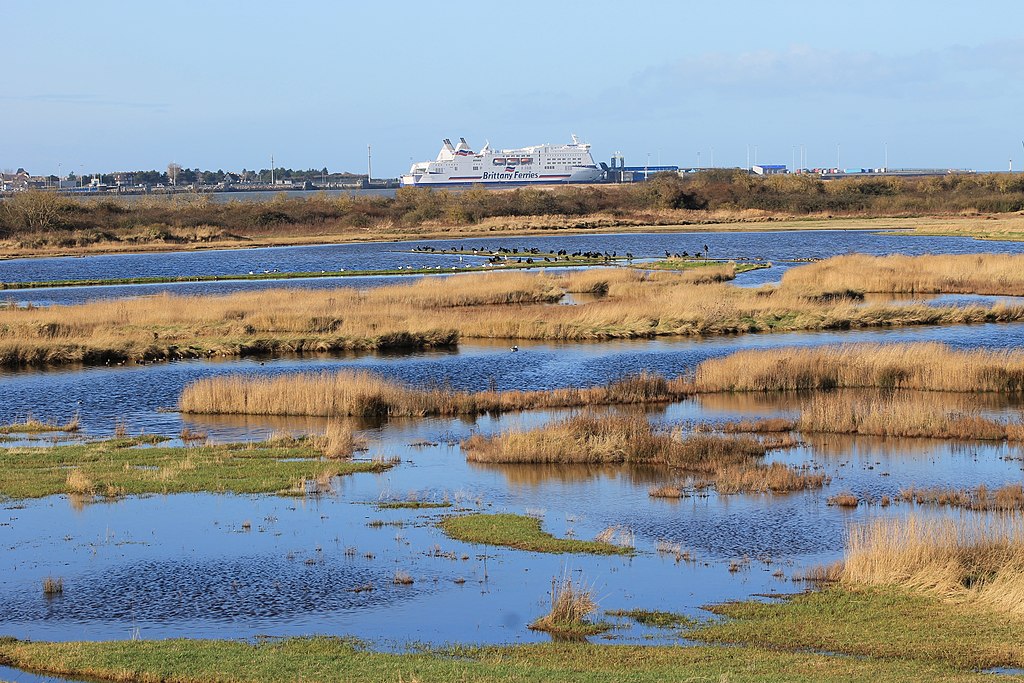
0,634,996,683
439,513,632,555
689,586,1024,672
0,437,394,499
6,266,1024,367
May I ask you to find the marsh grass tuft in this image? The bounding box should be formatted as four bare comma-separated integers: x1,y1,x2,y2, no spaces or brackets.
64,469,94,495
41,576,63,596
529,576,609,637
311,422,362,459
0,414,80,434
393,570,414,586
827,492,860,508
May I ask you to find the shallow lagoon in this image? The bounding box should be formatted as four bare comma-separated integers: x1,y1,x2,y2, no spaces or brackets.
3,230,1024,669
4,228,1024,306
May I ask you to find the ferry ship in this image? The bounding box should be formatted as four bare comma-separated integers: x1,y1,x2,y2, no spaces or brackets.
400,135,603,187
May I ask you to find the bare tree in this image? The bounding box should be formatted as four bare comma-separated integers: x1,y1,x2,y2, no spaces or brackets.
167,162,182,186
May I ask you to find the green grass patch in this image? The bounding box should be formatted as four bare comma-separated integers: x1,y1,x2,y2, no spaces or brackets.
0,438,395,499
636,258,768,274
606,609,697,629
439,513,632,555
0,635,1001,682
687,586,1024,671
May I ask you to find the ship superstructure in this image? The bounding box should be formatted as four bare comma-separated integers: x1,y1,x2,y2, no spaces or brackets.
400,135,603,187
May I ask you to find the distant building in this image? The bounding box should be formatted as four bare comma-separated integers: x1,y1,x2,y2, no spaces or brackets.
1,170,31,191
752,164,787,175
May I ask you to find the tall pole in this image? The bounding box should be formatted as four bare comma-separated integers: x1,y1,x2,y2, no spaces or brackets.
270,155,275,185
367,145,372,184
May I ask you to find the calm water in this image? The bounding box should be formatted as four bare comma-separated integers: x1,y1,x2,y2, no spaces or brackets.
2,406,1020,645
2,231,1024,663
3,228,1024,306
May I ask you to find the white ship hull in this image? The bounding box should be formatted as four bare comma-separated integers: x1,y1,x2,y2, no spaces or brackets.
400,136,603,188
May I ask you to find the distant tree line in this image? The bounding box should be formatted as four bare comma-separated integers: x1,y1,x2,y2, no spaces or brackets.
2,171,1024,239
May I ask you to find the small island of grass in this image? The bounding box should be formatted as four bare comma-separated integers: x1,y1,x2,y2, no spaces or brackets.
439,513,633,555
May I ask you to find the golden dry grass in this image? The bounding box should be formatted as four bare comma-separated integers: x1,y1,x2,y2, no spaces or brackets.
798,393,1024,441
179,370,689,417
464,413,825,494
310,422,361,459
781,253,1024,297
709,462,829,494
842,514,1024,616
528,576,604,636
6,266,1024,367
461,413,767,469
693,343,1024,393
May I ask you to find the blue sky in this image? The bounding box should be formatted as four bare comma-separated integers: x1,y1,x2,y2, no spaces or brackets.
3,1,1023,175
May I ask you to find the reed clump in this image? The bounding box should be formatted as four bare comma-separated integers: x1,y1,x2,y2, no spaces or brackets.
65,469,95,495
180,370,690,418
842,514,1024,616
781,253,1024,297
708,462,829,494
648,484,685,498
693,343,1024,393
529,576,608,637
461,413,768,470
827,492,861,508
42,576,64,596
899,484,1024,511
310,422,362,459
798,393,1024,441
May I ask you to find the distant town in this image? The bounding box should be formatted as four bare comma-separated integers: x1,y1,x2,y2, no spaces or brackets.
0,159,980,197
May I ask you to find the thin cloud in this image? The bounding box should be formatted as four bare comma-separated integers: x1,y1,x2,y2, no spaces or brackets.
0,93,170,112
